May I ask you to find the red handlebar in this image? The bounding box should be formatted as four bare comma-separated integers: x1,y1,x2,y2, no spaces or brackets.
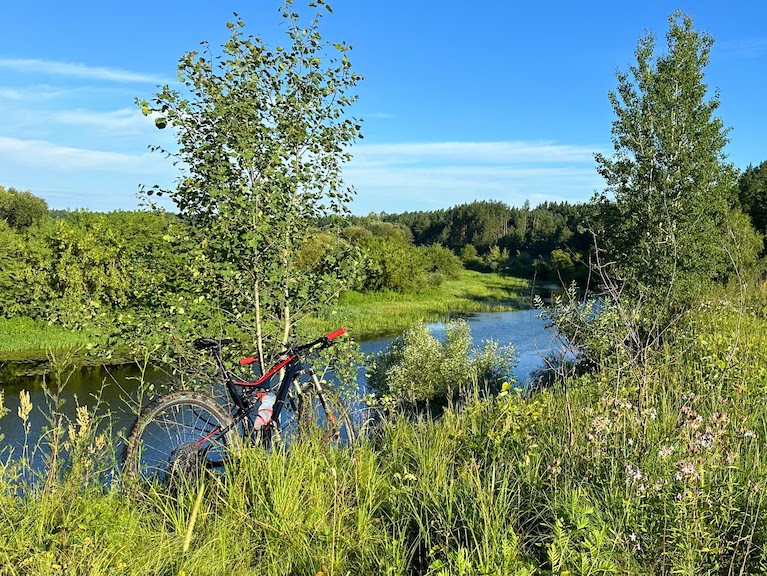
326,328,346,340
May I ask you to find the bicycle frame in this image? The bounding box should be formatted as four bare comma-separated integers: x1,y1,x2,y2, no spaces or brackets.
195,328,346,444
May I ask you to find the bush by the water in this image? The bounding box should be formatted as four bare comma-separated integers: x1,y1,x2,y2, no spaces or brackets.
367,319,516,408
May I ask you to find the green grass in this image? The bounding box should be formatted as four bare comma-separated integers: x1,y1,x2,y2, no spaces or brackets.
0,317,92,359
5,287,767,573
309,270,530,339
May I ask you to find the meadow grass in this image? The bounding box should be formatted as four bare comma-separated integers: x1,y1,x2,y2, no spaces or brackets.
4,287,767,574
0,317,91,358
308,270,530,339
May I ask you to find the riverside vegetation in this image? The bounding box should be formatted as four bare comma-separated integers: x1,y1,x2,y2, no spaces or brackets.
3,288,767,574
0,270,528,362
4,5,767,576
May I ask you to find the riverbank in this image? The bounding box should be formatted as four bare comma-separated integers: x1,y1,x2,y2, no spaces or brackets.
307,270,530,339
0,271,531,366
4,290,767,573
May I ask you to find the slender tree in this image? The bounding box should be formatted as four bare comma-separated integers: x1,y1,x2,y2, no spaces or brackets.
139,0,362,360
595,12,748,311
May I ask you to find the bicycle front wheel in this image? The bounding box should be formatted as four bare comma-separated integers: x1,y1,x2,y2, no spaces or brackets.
121,390,242,487
297,387,356,446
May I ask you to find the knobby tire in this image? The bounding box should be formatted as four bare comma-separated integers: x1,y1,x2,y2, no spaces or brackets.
121,390,242,489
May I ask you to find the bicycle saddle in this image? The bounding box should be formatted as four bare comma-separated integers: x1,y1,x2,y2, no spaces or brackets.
193,337,234,350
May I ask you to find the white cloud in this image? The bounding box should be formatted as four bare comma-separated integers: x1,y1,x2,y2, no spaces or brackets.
0,58,169,84
53,107,168,136
0,136,606,213
349,141,599,167
344,140,606,213
0,136,169,173
0,88,24,100
366,112,395,119
0,136,177,211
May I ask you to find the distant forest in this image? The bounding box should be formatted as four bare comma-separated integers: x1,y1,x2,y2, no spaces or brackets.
374,199,594,283
361,158,767,285
1,158,766,322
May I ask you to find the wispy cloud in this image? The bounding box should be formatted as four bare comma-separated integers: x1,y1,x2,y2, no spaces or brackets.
0,136,606,213
350,141,600,167
0,58,169,84
0,136,168,172
0,83,143,102
53,107,165,136
0,136,175,210
344,140,605,213
0,88,24,100
366,112,395,119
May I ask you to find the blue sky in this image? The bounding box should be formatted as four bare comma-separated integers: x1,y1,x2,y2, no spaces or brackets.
1,1,765,215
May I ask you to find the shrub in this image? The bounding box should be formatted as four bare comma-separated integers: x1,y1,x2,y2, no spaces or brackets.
422,244,463,279
368,319,516,407
0,185,49,230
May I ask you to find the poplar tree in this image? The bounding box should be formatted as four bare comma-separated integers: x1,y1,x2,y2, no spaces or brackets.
595,12,746,311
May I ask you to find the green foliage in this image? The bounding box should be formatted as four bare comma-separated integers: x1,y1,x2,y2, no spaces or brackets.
380,200,595,283
484,245,510,271
547,492,620,575
340,216,465,294
0,185,48,230
368,319,516,407
594,12,758,311
459,243,478,263
355,236,428,293
422,244,463,280
0,210,189,322
5,288,767,573
720,208,763,282
0,221,28,316
738,160,767,245
535,283,620,367
138,1,361,359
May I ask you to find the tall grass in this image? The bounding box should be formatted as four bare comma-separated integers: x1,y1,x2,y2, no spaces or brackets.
0,317,91,358
3,289,767,574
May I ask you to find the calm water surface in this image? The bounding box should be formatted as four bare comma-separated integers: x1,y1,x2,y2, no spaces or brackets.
0,308,567,463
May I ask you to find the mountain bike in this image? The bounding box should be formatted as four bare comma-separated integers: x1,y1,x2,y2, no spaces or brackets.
121,328,356,486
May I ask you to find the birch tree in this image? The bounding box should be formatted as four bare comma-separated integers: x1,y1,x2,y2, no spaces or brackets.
594,12,754,312
139,0,362,361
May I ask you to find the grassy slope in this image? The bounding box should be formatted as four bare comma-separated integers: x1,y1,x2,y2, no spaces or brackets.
0,317,91,360
307,270,530,339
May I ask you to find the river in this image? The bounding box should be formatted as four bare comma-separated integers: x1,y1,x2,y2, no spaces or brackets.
0,308,567,466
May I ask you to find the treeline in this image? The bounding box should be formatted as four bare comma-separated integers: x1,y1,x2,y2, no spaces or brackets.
0,186,463,323
364,158,767,284
3,157,766,321
374,199,595,282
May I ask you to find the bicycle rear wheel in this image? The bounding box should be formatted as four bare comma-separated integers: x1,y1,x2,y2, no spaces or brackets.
121,390,242,488
297,386,356,446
